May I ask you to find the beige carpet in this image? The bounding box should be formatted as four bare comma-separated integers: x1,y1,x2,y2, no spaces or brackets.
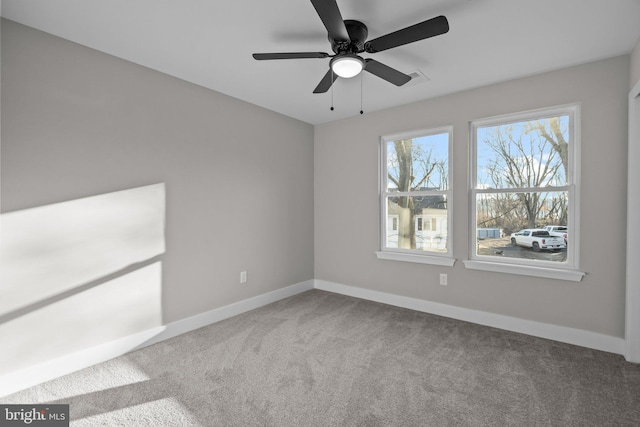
2,289,640,426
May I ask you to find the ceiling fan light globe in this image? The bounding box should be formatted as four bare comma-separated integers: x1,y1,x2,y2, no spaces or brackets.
331,55,365,78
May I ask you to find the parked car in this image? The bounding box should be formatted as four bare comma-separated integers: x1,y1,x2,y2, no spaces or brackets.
510,229,566,252
543,225,568,244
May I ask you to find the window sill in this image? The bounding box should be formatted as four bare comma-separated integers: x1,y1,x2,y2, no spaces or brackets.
375,251,456,267
463,259,585,282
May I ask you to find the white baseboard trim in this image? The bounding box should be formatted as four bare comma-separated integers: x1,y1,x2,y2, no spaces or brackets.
0,280,314,397
2,278,625,397
0,326,166,398
314,279,626,356
135,280,315,349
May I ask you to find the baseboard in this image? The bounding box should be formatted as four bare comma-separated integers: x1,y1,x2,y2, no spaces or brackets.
314,279,626,356
0,326,167,398
0,280,314,397
2,278,625,397
134,280,315,349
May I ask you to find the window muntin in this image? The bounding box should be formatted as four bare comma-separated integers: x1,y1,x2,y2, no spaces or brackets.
380,128,452,258
470,105,579,269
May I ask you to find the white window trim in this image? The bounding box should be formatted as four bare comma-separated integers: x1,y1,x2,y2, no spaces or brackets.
463,260,585,281
377,126,456,266
376,251,456,266
467,104,585,281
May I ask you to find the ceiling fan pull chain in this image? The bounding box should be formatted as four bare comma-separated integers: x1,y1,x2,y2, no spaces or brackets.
360,73,364,115
330,69,335,111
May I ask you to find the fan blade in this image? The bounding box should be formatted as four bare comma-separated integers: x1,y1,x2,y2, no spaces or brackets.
253,52,330,60
364,59,411,86
313,69,339,93
365,15,449,53
310,0,349,42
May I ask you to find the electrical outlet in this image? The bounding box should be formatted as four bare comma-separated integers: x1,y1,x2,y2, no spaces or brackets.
240,271,247,283
439,273,447,286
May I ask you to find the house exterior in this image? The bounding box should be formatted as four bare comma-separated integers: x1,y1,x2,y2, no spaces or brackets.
386,194,447,251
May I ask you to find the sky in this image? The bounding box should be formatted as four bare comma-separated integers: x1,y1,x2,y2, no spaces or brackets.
385,114,570,191
385,131,449,191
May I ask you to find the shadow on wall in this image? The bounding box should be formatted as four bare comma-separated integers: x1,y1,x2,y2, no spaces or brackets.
0,183,166,376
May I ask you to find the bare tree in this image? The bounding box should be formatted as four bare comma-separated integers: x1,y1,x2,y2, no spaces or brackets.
387,139,437,248
481,124,564,229
432,159,448,190
525,117,568,178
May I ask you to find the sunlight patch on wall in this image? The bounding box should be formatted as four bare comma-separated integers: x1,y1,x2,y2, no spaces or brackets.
0,183,166,316
0,262,163,375
0,183,166,376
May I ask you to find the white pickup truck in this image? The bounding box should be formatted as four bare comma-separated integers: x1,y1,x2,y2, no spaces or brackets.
510,229,566,252
543,225,568,244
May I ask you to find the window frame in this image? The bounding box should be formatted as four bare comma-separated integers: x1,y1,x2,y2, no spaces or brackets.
376,126,455,267
464,104,585,281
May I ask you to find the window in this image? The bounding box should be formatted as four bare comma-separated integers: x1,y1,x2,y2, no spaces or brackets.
376,127,454,266
465,104,584,281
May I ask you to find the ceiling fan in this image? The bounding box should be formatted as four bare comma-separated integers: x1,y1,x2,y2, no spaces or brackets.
252,0,449,93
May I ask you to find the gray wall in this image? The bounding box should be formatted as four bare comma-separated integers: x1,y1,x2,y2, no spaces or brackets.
1,19,314,372
632,36,640,90
315,55,629,338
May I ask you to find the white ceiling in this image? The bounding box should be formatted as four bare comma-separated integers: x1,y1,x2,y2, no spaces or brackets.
2,0,640,125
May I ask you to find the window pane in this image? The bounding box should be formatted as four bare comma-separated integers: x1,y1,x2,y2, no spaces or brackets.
386,133,449,192
476,116,569,189
385,196,448,252
475,191,568,262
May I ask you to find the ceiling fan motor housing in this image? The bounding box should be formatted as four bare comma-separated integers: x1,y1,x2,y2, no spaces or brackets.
331,20,368,54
